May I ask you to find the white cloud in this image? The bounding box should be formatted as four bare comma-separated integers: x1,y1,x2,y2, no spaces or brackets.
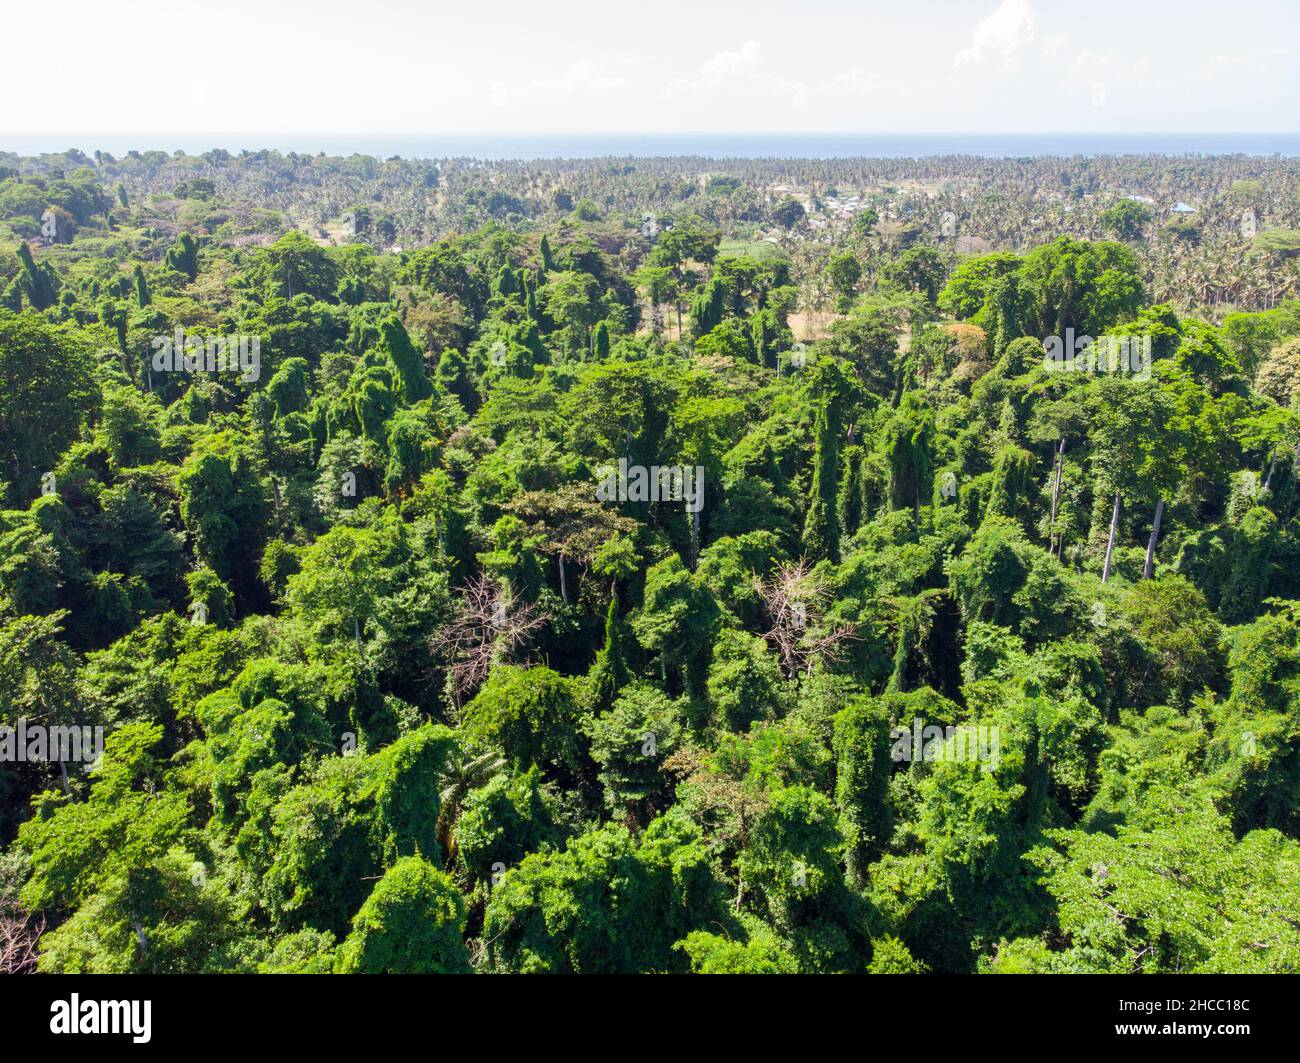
699,40,762,83
490,59,635,109
1041,34,1067,58
665,39,805,105
955,0,1037,67
832,67,884,95
1204,53,1248,73
1203,48,1297,75
1069,48,1147,79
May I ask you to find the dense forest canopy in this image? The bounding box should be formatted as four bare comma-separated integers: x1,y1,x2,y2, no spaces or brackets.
1,147,1299,974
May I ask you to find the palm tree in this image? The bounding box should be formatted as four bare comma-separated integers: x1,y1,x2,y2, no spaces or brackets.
435,749,507,865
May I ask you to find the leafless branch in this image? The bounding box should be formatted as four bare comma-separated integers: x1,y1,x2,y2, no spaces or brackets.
430,574,551,714
0,904,44,975
755,558,859,678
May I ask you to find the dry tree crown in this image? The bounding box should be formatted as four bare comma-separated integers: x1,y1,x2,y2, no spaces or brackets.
755,558,859,678
430,573,551,711
0,904,43,975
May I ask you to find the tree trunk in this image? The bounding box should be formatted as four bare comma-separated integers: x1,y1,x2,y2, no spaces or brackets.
133,915,149,959
1102,492,1121,584
733,810,747,912
558,554,569,606
1142,498,1164,579
1049,438,1065,558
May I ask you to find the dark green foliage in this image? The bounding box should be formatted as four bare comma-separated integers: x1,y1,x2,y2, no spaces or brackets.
0,311,99,504
833,695,892,885
164,233,200,281
1099,199,1154,241
592,319,610,360
587,595,630,711
803,400,840,561
585,682,683,819
14,243,59,309
378,313,432,403
132,264,150,308
885,391,935,519
261,725,456,935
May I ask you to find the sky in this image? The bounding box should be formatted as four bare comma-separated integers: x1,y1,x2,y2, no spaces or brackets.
2,0,1296,137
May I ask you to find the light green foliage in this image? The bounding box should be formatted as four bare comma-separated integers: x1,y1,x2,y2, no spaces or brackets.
707,628,785,732
677,924,799,973
461,665,584,776
260,725,456,935
454,768,555,882
18,724,191,912
482,810,725,973
1010,786,1300,973
335,856,470,973
739,785,870,971
36,847,250,973
867,935,929,973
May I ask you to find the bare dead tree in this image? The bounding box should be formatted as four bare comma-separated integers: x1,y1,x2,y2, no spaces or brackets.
755,559,859,678
429,574,551,717
0,904,44,975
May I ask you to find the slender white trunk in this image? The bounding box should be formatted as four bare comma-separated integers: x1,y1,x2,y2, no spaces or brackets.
1143,498,1164,579
1102,492,1121,584
1049,438,1065,558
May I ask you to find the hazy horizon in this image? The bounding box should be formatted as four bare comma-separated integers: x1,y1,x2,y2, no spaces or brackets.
6,131,1300,161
